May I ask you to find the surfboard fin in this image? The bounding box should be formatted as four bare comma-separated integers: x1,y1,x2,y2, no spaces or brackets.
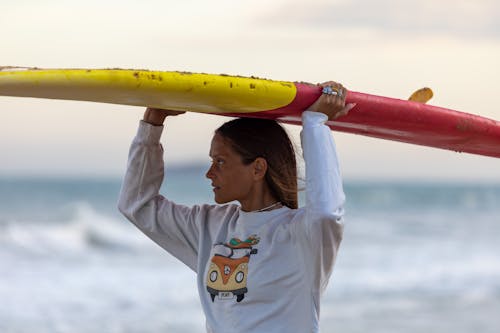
409,87,433,104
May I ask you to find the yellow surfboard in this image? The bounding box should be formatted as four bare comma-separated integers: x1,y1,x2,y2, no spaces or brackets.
0,67,296,114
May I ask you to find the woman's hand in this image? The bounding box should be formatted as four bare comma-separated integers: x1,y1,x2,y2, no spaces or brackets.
143,107,186,126
308,81,355,120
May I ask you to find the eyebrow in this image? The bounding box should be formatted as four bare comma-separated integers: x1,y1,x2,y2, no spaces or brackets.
209,154,227,159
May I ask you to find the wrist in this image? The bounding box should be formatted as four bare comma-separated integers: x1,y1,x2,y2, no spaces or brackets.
302,111,328,126
143,116,166,126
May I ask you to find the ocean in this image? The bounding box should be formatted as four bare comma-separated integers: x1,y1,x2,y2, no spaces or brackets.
1,168,500,333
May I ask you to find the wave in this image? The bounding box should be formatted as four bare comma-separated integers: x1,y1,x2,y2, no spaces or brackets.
0,202,157,257
332,253,500,295
2,200,499,295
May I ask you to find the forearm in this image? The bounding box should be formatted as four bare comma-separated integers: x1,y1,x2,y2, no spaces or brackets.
118,121,165,221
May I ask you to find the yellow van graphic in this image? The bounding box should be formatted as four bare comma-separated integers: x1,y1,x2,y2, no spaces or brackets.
206,235,259,303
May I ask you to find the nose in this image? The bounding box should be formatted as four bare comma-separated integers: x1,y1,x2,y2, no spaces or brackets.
205,163,215,180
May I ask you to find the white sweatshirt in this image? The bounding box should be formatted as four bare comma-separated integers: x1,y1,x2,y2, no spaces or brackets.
118,111,345,333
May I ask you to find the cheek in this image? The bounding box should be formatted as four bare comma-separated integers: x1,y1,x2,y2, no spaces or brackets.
231,169,255,191
220,168,253,193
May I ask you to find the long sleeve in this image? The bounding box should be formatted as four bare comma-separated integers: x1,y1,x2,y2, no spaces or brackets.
299,110,345,293
117,121,202,272
301,111,345,218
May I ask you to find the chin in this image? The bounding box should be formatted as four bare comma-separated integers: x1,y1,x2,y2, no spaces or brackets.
214,195,232,205
214,196,225,204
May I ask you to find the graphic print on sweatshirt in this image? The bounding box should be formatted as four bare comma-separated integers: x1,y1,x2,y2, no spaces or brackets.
206,235,260,303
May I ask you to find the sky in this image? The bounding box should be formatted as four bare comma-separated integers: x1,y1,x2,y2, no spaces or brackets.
1,0,499,182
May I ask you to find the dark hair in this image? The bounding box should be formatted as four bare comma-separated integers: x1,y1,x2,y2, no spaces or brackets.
215,117,298,209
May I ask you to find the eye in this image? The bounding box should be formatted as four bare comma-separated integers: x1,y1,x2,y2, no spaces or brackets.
210,158,225,167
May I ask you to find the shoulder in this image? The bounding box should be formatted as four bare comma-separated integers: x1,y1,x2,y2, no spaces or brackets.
196,202,240,219
271,206,306,224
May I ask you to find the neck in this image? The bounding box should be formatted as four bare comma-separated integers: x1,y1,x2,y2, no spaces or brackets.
239,184,279,212
252,201,282,212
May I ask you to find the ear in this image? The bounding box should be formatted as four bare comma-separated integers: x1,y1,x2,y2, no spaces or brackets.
253,157,268,181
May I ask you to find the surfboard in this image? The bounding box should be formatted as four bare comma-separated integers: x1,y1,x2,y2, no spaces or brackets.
1,66,499,158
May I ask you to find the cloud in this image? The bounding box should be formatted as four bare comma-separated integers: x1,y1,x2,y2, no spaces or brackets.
259,0,500,39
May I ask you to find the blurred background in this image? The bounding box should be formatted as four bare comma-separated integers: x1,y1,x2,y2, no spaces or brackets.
1,0,499,332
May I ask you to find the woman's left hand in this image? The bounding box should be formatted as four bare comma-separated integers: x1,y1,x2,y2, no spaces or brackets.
308,81,356,120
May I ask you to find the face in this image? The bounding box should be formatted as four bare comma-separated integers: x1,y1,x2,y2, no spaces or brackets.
205,133,257,204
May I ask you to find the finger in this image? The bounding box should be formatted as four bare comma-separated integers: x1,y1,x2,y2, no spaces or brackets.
153,108,186,114
332,110,348,120
333,83,343,99
339,103,356,115
332,109,348,120
331,103,355,119
324,92,332,101
319,81,337,88
334,99,345,111
326,94,334,105
336,84,343,96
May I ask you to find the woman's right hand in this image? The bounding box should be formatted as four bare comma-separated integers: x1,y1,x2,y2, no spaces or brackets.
143,107,186,126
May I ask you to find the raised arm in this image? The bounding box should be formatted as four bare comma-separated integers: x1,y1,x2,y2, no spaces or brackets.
299,81,355,291
118,108,204,271
303,81,353,217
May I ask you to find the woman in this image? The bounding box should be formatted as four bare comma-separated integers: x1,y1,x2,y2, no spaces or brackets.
118,81,354,332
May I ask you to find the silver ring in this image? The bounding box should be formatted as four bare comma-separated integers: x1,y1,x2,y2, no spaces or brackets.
322,86,338,96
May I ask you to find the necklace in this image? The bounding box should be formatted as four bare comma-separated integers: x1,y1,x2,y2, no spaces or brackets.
252,201,283,213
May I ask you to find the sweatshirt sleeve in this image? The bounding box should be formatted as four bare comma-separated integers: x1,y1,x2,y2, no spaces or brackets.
117,121,201,272
299,111,345,292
